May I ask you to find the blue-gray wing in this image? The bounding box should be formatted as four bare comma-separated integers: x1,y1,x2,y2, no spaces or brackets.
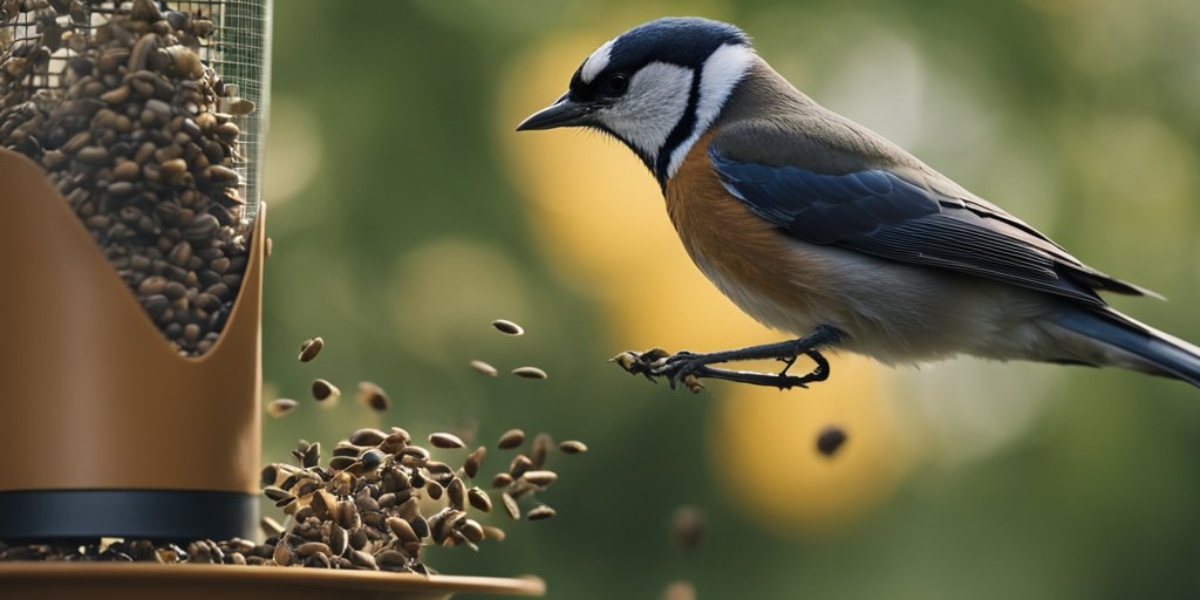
710,149,1149,306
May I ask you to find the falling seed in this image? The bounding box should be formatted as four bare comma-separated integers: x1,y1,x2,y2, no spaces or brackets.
509,455,533,479
671,505,708,551
356,381,390,412
298,337,324,362
501,492,520,520
482,525,506,542
266,237,273,258
497,428,525,450
530,433,552,469
521,470,558,487
491,319,524,336
463,446,486,479
662,581,697,600
469,360,499,377
526,505,556,521
460,519,486,543
447,478,467,511
267,398,297,418
467,487,493,513
491,473,513,488
816,425,848,458
559,440,588,454
311,378,341,402
426,480,444,500
511,366,548,379
429,432,466,449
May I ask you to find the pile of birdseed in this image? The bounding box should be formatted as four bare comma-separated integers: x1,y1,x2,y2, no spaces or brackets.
0,425,585,571
0,0,254,355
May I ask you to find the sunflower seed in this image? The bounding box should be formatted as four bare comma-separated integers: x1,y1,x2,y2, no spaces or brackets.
490,319,524,335
511,366,548,379
497,429,525,450
299,337,324,362
266,398,297,418
469,360,498,377
526,505,557,521
429,432,466,449
311,378,341,402
467,487,493,513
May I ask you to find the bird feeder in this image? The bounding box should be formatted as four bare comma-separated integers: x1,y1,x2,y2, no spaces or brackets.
0,1,541,597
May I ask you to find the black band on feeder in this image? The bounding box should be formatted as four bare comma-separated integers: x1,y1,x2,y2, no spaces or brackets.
0,490,258,542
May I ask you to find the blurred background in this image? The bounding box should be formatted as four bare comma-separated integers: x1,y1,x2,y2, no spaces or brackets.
259,1,1200,598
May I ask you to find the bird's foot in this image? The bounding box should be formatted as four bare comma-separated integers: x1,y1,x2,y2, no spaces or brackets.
608,327,840,393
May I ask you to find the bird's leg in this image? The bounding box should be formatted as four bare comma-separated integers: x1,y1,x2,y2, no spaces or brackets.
610,326,841,392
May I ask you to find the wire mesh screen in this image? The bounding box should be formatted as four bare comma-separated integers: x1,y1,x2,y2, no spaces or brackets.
0,0,272,355
0,0,271,213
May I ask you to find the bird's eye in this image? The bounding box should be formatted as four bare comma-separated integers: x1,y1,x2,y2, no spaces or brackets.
603,73,629,96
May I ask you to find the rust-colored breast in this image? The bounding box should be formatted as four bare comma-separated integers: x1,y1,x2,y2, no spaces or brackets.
664,133,836,329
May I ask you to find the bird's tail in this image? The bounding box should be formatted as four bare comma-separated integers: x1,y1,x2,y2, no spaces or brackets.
1054,307,1200,388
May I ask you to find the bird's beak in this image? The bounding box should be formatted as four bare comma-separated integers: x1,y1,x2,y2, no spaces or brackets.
516,93,593,131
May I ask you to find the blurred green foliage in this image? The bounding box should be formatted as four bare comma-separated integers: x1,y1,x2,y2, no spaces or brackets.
261,1,1200,598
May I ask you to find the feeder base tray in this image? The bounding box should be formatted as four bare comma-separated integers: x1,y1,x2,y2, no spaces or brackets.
0,563,544,600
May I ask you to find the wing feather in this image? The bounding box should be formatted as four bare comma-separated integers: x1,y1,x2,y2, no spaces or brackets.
710,147,1149,305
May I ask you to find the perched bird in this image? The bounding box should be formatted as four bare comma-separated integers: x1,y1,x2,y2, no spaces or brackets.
517,17,1200,389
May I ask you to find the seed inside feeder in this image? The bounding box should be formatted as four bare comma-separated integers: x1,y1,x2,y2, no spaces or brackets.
0,0,257,356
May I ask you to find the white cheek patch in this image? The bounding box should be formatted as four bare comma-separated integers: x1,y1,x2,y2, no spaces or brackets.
580,40,614,84
666,44,756,178
598,62,693,161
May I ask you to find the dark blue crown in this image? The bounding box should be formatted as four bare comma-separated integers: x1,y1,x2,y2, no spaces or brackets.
609,17,750,71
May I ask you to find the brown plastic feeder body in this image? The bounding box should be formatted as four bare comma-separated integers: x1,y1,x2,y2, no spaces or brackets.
0,148,264,540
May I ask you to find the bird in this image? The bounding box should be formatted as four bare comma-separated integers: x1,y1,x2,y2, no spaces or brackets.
516,16,1200,390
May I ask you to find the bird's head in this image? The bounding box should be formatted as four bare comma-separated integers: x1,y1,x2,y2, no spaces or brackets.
517,17,756,185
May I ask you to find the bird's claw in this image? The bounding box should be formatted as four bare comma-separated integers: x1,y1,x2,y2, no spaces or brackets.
610,346,830,393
